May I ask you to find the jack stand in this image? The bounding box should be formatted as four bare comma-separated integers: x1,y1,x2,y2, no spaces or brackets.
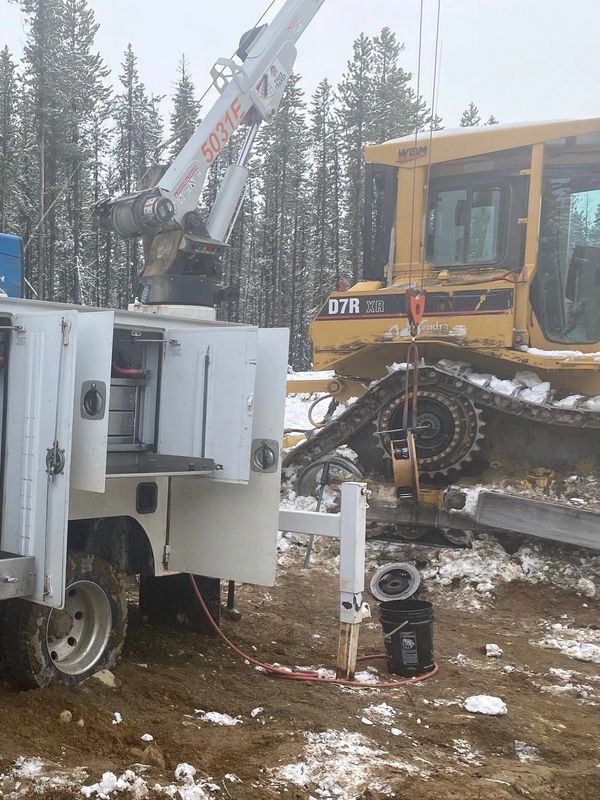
279,482,371,680
222,579,242,621
336,483,371,679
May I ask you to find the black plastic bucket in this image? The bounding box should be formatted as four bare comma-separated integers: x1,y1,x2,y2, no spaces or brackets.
378,599,434,677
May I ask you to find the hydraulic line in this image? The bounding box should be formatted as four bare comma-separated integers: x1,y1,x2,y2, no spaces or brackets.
188,574,439,689
111,359,146,378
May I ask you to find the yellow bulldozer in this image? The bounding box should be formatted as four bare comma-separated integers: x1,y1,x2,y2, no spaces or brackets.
285,118,600,546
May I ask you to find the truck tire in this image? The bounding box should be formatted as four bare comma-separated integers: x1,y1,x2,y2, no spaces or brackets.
2,550,127,689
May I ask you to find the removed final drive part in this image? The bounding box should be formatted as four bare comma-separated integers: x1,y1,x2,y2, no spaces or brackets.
369,562,421,602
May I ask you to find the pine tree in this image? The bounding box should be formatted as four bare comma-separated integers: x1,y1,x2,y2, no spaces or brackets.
0,47,18,232
337,33,374,284
309,78,342,306
169,55,201,159
254,73,311,365
60,0,110,304
371,27,427,142
15,0,68,299
460,102,481,127
112,44,163,303
429,113,444,131
485,114,499,125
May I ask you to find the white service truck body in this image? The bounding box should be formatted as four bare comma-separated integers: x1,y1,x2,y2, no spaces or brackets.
0,297,287,653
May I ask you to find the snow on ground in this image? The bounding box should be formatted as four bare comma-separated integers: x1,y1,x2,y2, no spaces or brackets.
273,729,428,797
286,370,336,381
195,710,242,726
534,622,600,665
0,758,224,799
414,535,600,609
284,392,317,432
464,695,508,716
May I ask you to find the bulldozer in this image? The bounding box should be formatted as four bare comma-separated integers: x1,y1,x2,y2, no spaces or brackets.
285,119,600,545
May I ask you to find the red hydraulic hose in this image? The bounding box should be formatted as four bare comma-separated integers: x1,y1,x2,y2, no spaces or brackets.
112,359,145,378
188,574,439,689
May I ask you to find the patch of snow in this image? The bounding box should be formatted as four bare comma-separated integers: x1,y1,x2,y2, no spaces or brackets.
514,370,542,388
316,667,336,679
452,739,484,766
250,707,264,718
458,486,481,518
274,729,427,797
111,711,122,725
515,741,541,763
486,643,503,658
581,396,600,411
490,376,516,396
1,757,88,795
536,636,600,665
196,711,242,726
465,371,494,388
82,769,147,798
12,757,44,778
549,667,581,681
364,702,396,720
518,381,550,404
521,346,600,360
552,394,584,409
577,578,596,598
421,535,600,608
140,733,154,742
287,370,335,381
353,670,381,684
174,763,196,783
464,695,508,716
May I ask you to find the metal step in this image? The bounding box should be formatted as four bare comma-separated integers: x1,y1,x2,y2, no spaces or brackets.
0,551,35,600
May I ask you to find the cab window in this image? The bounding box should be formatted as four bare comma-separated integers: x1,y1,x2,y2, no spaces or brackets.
531,172,600,344
427,185,503,267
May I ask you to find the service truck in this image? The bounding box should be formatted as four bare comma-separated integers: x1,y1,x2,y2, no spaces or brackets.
0,0,326,688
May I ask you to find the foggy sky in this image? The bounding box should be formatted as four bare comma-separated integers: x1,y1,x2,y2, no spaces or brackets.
2,0,600,128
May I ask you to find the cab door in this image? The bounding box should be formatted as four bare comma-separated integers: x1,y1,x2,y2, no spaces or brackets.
1,310,78,607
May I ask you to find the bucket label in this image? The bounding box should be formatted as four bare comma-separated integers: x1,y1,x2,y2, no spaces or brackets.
400,632,419,666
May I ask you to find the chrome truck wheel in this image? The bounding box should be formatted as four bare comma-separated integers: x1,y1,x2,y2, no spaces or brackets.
46,580,112,676
2,550,127,688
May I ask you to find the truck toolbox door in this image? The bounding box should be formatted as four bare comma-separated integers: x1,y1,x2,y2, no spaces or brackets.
70,310,114,493
1,310,78,607
158,327,258,484
167,328,289,585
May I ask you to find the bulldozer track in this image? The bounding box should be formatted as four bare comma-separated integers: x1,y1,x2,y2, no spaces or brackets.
284,363,600,474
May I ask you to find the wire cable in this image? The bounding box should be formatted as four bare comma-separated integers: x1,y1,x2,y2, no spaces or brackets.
407,0,425,289
420,0,443,289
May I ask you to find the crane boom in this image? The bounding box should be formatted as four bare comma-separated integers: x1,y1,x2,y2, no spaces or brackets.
94,0,326,308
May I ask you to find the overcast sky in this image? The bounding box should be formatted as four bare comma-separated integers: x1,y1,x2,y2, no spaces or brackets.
2,0,600,129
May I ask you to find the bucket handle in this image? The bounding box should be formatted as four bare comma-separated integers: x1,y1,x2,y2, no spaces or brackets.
382,619,409,640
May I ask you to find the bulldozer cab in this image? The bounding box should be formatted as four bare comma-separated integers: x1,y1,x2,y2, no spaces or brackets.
360,119,600,355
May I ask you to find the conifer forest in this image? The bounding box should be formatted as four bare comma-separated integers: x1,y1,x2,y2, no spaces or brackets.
0,0,494,367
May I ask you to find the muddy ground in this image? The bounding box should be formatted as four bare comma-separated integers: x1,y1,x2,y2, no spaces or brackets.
0,536,599,799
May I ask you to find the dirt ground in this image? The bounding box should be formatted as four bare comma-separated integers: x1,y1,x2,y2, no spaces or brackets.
0,536,599,799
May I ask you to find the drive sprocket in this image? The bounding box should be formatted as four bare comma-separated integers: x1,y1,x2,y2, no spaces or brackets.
376,387,486,477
